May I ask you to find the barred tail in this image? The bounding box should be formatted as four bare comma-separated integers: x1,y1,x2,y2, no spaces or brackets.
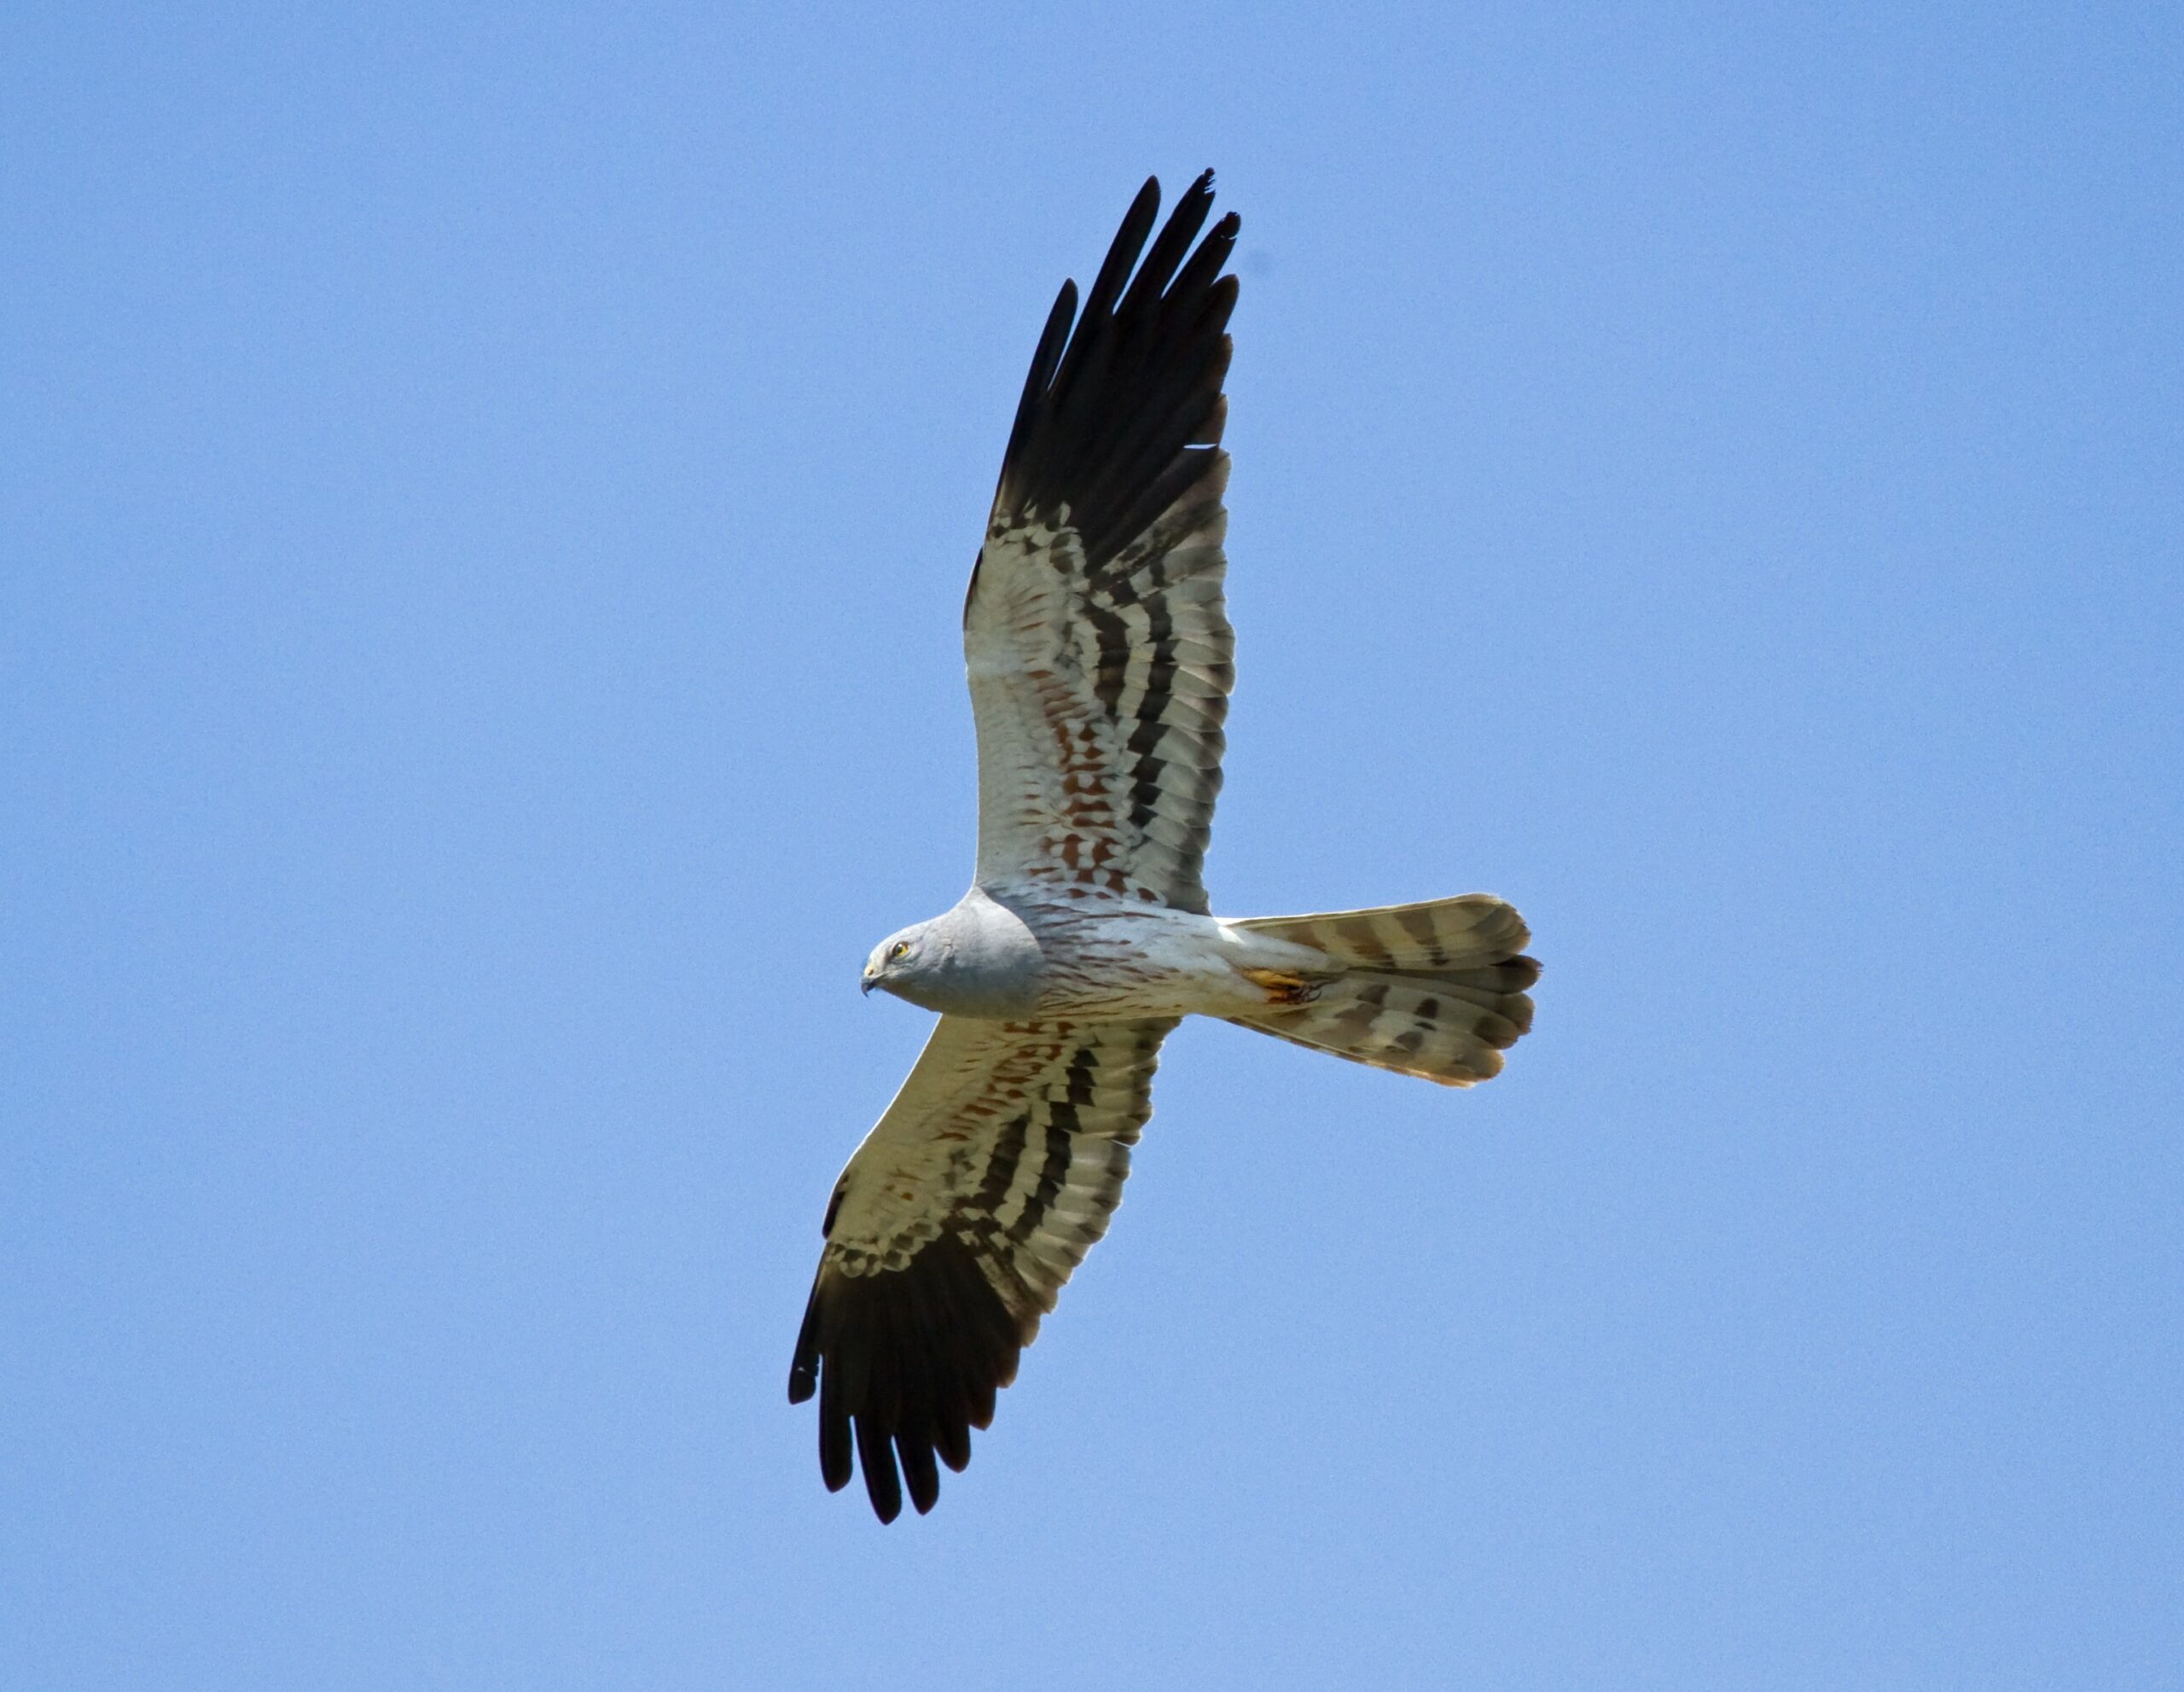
1226,896,1539,1087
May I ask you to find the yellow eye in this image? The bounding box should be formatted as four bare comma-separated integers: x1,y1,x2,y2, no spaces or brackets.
887,941,910,962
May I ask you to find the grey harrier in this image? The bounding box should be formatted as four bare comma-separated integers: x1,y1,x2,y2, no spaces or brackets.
790,172,1538,1521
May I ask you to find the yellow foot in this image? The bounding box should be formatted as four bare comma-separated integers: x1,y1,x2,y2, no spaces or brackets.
1238,967,1320,1006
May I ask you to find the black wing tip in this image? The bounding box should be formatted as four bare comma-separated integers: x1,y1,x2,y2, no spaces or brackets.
790,1234,1026,1524
820,1422,853,1493
787,1274,824,1403
1167,167,1216,204
990,169,1242,569
857,1417,903,1523
1179,171,1230,237
901,1440,942,1516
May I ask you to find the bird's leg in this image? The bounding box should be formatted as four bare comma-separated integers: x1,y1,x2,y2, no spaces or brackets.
1237,967,1321,1006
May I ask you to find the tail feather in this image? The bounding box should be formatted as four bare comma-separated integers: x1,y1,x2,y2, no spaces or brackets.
1228,896,1538,1088
1230,893,1530,974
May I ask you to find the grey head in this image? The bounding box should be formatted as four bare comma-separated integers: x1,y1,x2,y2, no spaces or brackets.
861,890,1045,1018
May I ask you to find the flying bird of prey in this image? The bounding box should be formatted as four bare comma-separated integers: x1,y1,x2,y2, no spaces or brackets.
790,172,1539,1521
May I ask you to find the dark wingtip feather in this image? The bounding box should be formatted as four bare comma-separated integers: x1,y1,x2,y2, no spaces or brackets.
857,1416,903,1524
985,169,1240,573
818,1363,853,1492
789,1235,1027,1522
787,1283,822,1403
997,280,1080,503
900,1439,942,1515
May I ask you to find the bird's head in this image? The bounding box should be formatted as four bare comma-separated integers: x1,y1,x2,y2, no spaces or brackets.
861,923,934,1001
859,897,1043,1016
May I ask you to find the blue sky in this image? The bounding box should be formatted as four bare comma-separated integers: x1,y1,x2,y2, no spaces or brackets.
5,3,2180,1687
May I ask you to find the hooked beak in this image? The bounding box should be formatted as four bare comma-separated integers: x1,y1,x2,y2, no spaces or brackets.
860,970,877,996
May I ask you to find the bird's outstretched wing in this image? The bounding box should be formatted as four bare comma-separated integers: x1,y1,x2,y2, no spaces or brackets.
788,1015,1176,1521
964,172,1240,915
